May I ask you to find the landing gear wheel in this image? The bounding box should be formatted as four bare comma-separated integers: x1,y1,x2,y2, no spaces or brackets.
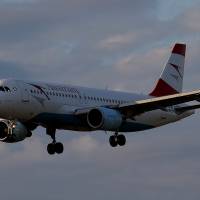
46,128,64,155
109,135,118,147
117,134,126,146
55,142,64,154
47,143,55,155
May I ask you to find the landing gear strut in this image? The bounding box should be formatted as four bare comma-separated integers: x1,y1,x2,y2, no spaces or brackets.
46,128,64,155
109,132,126,147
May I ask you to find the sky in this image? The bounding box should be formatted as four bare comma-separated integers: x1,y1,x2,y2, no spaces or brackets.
0,0,200,199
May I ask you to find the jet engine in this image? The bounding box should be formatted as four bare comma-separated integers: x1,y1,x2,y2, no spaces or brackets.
0,119,31,143
87,107,123,131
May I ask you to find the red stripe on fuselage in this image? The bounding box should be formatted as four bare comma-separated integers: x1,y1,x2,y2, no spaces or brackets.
149,79,178,97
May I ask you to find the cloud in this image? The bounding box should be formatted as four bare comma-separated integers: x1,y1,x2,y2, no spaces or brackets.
68,135,99,155
0,60,33,79
157,0,200,20
114,46,168,73
0,1,200,200
99,32,138,49
180,6,200,32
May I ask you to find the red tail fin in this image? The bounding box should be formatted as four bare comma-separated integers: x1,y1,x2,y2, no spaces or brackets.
149,43,186,97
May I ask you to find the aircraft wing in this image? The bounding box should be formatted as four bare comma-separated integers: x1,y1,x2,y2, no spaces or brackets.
118,90,200,117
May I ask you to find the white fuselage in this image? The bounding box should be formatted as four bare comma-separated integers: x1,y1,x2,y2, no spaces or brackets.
0,79,193,132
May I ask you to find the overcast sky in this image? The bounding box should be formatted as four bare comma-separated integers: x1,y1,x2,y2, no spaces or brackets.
0,0,200,200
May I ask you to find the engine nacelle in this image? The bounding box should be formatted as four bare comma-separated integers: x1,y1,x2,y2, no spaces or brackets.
0,120,30,143
87,107,123,131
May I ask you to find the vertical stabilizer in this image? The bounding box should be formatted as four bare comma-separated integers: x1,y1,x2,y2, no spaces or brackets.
150,43,186,97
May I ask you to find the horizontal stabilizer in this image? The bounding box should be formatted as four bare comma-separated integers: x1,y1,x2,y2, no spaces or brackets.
175,104,200,112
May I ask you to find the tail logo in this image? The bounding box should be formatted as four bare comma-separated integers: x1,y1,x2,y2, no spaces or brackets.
170,63,183,79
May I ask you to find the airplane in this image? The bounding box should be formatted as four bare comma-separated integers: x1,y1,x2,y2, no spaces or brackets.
0,43,200,155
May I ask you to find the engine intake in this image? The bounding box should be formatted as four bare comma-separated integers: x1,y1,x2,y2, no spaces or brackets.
0,120,30,143
0,122,9,140
87,107,123,131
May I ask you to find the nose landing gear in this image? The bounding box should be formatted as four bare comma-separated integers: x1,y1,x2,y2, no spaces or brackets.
46,128,64,155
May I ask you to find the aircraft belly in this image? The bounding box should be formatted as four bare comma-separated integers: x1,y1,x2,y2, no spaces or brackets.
118,110,181,132
119,121,154,132
134,110,184,127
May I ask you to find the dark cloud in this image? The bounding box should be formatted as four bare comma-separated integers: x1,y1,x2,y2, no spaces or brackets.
0,1,200,200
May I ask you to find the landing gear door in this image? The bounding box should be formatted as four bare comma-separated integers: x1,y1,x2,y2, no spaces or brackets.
17,81,30,103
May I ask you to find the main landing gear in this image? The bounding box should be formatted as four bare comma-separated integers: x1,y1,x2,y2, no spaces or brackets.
46,128,64,155
109,132,126,147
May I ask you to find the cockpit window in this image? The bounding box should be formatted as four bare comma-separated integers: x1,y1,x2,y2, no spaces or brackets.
0,86,11,92
0,87,5,92
4,87,10,92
